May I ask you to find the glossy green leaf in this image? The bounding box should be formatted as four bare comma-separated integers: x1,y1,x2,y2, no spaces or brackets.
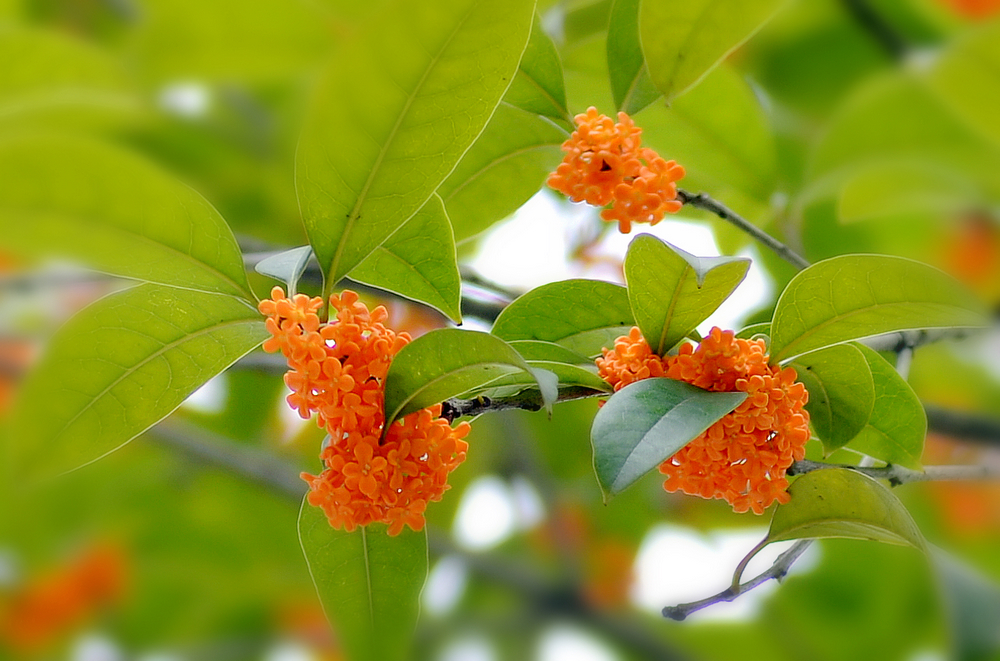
296,0,535,284
933,548,1000,661
349,194,462,323
607,0,660,115
640,0,785,102
438,102,565,244
624,234,749,355
845,345,926,470
299,501,427,661
0,26,139,127
481,340,611,395
383,329,540,426
8,284,268,482
591,378,747,499
769,254,988,364
508,339,591,364
0,135,253,299
736,322,770,340
491,279,634,358
791,344,874,454
254,246,313,294
504,13,570,123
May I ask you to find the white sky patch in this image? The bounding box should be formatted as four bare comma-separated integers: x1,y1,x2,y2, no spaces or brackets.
263,642,317,661
631,524,820,623
137,653,185,661
453,476,518,550
536,624,619,661
423,555,469,616
158,82,211,118
71,634,123,661
182,373,227,414
439,636,496,661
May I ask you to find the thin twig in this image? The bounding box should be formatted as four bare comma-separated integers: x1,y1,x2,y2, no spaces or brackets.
662,540,813,621
839,0,907,60
677,189,811,271
787,458,1000,487
440,386,607,422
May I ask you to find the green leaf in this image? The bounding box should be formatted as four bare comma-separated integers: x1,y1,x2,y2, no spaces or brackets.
791,344,874,454
591,378,747,499
734,468,925,585
349,194,462,323
769,254,988,364
0,135,253,300
845,345,926,470
439,102,565,244
736,322,770,340
383,329,540,426
0,26,139,128
254,246,313,294
491,279,635,358
298,501,427,661
933,548,1000,661
8,284,268,482
508,339,590,364
296,0,535,284
607,0,661,115
639,0,785,102
504,13,570,123
624,234,749,355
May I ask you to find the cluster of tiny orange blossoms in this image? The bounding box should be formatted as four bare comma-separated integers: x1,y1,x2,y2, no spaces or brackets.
597,327,810,514
547,107,686,233
259,287,470,536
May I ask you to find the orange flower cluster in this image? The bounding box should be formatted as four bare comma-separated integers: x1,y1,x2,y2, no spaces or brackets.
0,544,127,654
547,107,686,233
597,327,810,514
260,288,470,536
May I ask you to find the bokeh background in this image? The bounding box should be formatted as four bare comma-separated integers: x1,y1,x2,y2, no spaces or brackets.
2,0,1000,659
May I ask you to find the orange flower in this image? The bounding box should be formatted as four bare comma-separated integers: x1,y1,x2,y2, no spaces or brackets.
547,107,685,233
259,287,470,535
597,327,810,514
938,0,1000,17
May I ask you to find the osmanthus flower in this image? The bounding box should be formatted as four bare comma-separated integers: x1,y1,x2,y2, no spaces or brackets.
596,326,810,514
260,287,470,536
547,107,685,233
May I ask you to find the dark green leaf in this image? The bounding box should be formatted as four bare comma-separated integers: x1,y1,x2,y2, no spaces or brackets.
296,0,535,283
845,345,925,470
791,344,874,454
770,255,988,363
8,284,268,482
383,329,540,426
439,102,565,244
640,0,785,102
607,0,661,115
349,194,462,323
504,13,570,123
491,279,634,358
255,246,313,294
591,378,746,499
299,501,427,661
0,135,253,299
624,234,749,355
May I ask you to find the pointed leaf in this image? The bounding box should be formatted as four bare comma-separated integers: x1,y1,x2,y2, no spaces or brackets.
349,194,462,323
770,255,988,364
591,378,747,499
640,0,785,102
383,329,541,426
508,339,590,364
624,234,749,355
0,135,253,299
255,246,313,294
504,13,569,123
296,0,535,284
791,344,874,454
439,102,565,244
491,279,635,358
8,284,268,482
607,0,661,115
299,501,427,661
846,345,926,470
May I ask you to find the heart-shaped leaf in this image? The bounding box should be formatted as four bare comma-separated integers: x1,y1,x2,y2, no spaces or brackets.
503,13,570,123
296,0,535,284
8,284,268,483
845,345,926,470
769,254,988,364
349,194,462,323
299,502,427,661
624,234,749,355
791,343,874,454
591,378,747,500
607,0,661,115
383,329,541,426
491,279,635,358
255,246,313,293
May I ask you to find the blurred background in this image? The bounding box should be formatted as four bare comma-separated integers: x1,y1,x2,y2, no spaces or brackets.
2,0,1000,659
